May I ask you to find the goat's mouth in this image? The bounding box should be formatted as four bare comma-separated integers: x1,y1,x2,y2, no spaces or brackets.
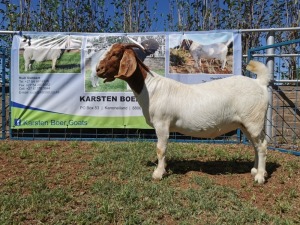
103,77,115,83
96,71,115,83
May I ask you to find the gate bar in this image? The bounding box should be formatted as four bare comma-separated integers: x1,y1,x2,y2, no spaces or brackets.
0,49,6,139
266,31,275,142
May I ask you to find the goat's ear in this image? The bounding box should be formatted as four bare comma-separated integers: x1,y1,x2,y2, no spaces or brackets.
115,49,137,80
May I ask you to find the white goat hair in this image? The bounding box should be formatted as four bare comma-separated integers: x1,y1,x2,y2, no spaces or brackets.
96,43,270,184
23,36,72,72
89,50,106,87
181,39,231,70
23,48,63,71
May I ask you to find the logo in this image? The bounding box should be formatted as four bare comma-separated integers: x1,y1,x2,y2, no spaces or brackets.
14,119,21,126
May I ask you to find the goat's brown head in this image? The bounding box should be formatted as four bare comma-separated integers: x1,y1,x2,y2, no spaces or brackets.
180,39,193,50
96,43,145,83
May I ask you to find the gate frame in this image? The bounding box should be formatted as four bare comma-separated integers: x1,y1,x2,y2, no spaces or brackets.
247,38,300,156
0,48,7,140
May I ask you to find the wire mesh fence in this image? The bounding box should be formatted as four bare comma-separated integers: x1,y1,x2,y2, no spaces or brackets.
1,28,299,155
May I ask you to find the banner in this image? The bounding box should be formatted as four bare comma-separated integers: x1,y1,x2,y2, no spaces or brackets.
10,31,241,129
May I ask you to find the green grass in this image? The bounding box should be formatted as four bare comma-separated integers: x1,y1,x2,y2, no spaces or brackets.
85,69,128,92
19,51,81,74
0,141,299,224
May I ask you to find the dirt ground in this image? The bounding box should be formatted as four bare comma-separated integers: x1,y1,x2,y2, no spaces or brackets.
1,141,299,223
170,49,233,74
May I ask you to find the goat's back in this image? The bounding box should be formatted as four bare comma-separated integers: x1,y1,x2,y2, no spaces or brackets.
142,74,268,138
24,48,62,61
190,42,228,58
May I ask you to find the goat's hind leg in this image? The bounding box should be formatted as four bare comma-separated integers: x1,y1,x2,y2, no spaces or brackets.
252,135,268,184
152,125,169,180
242,128,267,184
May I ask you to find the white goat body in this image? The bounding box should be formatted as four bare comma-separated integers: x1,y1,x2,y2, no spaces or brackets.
96,44,270,184
23,36,74,72
181,39,230,70
141,74,267,138
23,47,63,71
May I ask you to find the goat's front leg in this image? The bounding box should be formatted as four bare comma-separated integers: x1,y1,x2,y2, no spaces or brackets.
152,125,169,180
52,58,57,70
221,59,226,70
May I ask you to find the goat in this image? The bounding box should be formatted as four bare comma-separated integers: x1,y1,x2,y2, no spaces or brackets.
23,37,71,72
96,43,270,184
90,39,159,88
181,39,231,70
23,48,65,71
89,49,107,87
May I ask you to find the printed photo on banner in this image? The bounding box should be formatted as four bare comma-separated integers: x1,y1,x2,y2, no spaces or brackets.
169,32,233,75
19,34,82,74
84,35,166,93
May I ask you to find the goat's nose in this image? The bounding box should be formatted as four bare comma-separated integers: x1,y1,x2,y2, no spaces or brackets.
96,65,104,72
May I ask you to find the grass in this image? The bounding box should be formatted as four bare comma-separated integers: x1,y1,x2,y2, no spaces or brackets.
0,141,299,224
85,69,128,92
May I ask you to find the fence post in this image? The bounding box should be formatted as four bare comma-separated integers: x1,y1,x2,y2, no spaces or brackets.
266,31,275,142
0,49,6,139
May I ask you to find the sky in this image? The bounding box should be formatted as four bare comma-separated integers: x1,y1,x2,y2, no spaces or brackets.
6,0,172,31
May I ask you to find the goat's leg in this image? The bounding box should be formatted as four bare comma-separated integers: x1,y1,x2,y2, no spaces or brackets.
241,128,267,184
52,58,57,70
95,77,99,87
191,53,200,68
24,60,30,72
252,135,267,184
152,125,169,180
221,58,226,70
90,73,98,87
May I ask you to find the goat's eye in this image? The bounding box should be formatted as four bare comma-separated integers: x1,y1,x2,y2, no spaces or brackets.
110,55,118,61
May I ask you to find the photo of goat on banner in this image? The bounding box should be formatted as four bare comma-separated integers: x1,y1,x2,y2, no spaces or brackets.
19,34,82,74
169,32,234,75
84,35,166,92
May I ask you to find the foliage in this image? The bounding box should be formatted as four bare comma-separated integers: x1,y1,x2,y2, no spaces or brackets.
0,0,300,78
1,0,299,34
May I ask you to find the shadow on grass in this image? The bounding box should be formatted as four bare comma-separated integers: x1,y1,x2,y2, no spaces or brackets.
147,159,280,179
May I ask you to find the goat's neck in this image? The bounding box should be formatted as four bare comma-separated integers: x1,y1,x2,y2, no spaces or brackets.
126,63,148,94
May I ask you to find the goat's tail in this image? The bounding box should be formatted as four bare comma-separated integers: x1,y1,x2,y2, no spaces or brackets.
246,60,271,86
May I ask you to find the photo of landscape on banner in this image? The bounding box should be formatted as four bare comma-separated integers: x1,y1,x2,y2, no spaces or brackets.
10,31,241,129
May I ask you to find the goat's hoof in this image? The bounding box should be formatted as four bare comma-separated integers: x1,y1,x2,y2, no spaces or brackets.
152,169,166,180
254,174,265,184
251,168,258,176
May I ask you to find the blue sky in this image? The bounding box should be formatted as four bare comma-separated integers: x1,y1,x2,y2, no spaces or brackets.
4,0,173,32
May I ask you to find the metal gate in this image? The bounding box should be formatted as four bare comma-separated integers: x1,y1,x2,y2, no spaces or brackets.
0,48,8,140
247,37,300,155
0,29,299,156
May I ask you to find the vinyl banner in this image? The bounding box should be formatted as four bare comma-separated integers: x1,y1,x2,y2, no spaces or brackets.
10,31,241,129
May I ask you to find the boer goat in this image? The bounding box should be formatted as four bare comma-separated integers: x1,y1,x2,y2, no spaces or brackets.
181,39,231,70
23,37,71,72
90,39,159,88
96,43,270,184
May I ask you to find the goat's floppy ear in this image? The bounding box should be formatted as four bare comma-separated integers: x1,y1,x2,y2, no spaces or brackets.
115,49,137,80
